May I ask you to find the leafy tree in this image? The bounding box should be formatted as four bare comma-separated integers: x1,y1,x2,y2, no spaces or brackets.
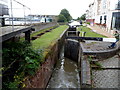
77,14,86,21
57,14,67,22
80,14,86,20
77,17,80,20
58,9,72,22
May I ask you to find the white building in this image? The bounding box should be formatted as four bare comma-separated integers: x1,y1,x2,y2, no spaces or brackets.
86,0,120,34
0,0,9,26
0,0,8,16
86,2,96,26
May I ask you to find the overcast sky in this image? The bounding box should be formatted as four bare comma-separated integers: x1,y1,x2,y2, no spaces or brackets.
9,0,94,19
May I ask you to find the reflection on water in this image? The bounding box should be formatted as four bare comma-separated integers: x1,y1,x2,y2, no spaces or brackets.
47,48,80,88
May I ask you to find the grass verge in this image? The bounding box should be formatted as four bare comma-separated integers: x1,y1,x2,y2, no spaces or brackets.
78,26,107,38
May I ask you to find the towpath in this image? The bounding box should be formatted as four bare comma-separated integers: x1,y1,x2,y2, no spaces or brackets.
87,25,114,38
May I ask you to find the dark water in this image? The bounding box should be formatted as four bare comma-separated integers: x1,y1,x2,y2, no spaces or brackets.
47,48,80,88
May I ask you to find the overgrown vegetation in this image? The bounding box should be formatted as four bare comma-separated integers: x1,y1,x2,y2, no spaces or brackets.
78,26,107,38
2,25,68,88
88,55,102,70
2,41,43,88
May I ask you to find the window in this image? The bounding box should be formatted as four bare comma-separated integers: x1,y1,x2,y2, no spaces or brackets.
116,1,120,10
103,0,106,9
100,16,102,24
0,4,9,16
111,12,120,30
104,15,107,24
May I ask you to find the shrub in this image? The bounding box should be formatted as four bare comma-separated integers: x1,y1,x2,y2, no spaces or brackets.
2,41,43,89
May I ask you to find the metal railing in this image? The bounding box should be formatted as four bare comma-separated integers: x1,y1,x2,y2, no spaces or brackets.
0,0,32,31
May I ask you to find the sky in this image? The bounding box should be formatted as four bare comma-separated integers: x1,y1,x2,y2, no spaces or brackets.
9,0,94,19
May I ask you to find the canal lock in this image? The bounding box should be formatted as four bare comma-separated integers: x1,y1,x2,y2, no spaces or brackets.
46,26,90,88
47,35,120,88
47,38,81,88
47,46,80,88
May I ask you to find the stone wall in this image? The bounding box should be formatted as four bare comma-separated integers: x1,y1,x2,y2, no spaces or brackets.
24,43,58,88
33,22,59,32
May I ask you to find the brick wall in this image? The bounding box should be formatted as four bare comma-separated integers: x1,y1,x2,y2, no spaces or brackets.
23,27,68,88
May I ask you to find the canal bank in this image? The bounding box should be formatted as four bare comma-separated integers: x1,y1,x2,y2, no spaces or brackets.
23,26,69,88
22,25,120,88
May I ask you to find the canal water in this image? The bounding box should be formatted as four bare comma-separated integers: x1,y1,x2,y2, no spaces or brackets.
47,47,80,88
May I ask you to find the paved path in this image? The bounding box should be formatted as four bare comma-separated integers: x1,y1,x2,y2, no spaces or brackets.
81,40,120,88
92,55,120,88
87,25,114,38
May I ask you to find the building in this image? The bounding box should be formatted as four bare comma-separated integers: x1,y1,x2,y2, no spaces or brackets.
86,0,120,34
0,0,9,26
0,0,8,16
27,14,57,23
86,3,96,26
40,15,57,22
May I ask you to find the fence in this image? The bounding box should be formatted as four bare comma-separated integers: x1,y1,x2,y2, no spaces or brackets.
0,0,32,27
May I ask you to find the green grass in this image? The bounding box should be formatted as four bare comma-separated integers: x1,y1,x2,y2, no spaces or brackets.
32,25,68,50
78,26,107,38
20,25,58,41
30,25,58,38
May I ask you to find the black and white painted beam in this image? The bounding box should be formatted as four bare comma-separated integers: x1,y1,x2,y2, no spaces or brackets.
66,36,116,42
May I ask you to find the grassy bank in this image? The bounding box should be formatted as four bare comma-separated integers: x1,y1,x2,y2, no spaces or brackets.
32,25,68,50
20,25,58,41
78,26,107,38
2,25,68,88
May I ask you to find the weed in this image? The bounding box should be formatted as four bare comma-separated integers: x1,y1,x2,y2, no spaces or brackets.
2,41,43,88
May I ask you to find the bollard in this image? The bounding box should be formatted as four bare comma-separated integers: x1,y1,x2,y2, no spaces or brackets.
82,32,86,37
25,30,31,43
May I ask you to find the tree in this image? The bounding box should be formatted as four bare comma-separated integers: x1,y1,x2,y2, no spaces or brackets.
59,9,72,22
77,14,86,21
77,17,80,20
80,14,86,20
57,14,67,22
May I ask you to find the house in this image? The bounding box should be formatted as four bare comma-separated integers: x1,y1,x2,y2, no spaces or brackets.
86,0,120,34
86,3,96,26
